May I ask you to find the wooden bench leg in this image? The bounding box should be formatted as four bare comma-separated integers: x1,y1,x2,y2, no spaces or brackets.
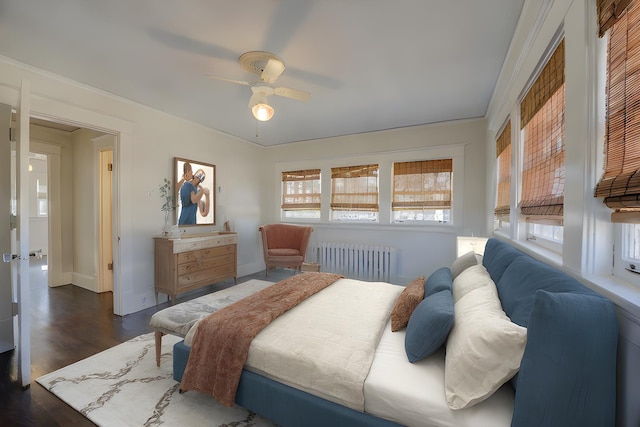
155,330,164,367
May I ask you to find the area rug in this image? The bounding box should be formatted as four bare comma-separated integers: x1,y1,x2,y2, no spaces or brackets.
36,332,276,427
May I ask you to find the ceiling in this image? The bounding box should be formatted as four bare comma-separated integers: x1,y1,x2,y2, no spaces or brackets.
0,1,524,146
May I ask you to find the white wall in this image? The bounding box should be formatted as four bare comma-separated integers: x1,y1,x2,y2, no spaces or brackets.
264,119,488,283
30,125,73,286
0,31,487,311
28,155,47,256
0,56,268,315
71,128,103,290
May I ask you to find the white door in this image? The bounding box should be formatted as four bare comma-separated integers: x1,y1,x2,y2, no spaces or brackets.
99,148,113,293
0,104,13,354
13,81,31,388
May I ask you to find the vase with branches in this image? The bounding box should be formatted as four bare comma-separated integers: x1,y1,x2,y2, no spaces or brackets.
159,178,176,235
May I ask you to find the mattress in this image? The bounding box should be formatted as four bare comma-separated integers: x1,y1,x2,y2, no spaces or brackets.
364,319,514,427
245,278,402,411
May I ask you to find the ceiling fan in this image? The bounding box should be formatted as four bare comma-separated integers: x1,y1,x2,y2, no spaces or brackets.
208,51,311,121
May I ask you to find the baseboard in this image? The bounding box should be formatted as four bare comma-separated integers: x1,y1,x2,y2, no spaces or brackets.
71,272,97,292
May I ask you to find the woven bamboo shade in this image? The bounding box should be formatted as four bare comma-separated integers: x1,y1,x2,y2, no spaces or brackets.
598,0,634,37
495,121,511,217
330,164,379,211
595,1,640,221
392,159,452,210
520,40,565,129
281,169,321,210
519,40,565,220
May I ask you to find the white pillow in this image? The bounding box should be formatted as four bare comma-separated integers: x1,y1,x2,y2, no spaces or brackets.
445,279,527,410
451,263,493,302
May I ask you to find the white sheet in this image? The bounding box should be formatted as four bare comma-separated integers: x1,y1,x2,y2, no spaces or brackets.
245,278,402,412
364,319,514,427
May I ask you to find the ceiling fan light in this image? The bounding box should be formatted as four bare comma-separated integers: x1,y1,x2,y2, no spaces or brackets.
251,102,274,121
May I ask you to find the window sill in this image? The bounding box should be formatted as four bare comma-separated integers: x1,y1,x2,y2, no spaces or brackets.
581,273,640,319
283,220,459,234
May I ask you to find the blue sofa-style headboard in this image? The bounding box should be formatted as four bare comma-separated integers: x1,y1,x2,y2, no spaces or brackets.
483,238,618,427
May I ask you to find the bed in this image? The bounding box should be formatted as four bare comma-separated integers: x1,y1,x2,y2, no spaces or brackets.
166,239,618,427
168,271,515,427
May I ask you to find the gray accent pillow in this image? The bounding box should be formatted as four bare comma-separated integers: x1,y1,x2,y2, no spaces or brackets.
451,250,478,279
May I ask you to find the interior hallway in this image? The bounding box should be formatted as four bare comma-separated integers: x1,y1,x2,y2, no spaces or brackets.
0,256,290,426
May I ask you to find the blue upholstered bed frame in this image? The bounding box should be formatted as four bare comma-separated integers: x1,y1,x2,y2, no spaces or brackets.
172,238,619,427
173,340,402,427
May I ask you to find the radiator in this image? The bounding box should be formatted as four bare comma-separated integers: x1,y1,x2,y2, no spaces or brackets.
308,242,397,282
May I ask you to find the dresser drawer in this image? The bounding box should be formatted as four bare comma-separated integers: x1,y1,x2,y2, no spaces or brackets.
177,245,234,265
171,233,237,253
177,263,236,290
177,253,235,276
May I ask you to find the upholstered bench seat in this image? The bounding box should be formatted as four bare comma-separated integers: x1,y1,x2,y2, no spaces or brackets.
149,279,273,366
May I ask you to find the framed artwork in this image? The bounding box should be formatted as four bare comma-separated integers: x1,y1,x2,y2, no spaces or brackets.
174,157,216,226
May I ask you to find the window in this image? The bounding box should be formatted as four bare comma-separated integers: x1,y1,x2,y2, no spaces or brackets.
494,121,511,230
596,0,640,282
613,223,640,280
281,169,321,219
623,224,640,265
392,159,452,223
330,164,379,221
595,0,640,222
519,39,565,246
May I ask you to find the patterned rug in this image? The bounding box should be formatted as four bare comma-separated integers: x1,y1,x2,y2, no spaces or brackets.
36,333,276,427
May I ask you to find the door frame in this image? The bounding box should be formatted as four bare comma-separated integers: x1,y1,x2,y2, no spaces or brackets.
27,100,132,316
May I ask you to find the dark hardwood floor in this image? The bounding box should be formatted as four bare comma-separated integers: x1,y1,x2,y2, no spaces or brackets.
0,256,290,426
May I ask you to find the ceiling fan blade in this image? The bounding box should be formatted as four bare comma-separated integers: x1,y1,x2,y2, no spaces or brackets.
261,59,285,83
273,86,311,102
207,75,251,86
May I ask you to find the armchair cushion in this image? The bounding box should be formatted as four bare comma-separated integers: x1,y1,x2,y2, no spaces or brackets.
268,248,303,256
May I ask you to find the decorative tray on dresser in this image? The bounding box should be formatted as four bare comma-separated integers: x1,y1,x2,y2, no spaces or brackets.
154,232,237,304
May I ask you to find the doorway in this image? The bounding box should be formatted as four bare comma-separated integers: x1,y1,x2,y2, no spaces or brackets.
28,152,48,262
29,118,118,312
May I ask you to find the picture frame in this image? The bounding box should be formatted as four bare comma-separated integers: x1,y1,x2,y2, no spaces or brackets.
174,157,216,226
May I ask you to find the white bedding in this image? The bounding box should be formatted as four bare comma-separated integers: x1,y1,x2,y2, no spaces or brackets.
183,277,515,426
365,319,514,427
245,278,402,412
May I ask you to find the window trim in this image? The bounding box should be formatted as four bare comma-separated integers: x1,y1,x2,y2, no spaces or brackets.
280,169,322,221
330,164,380,222
392,159,453,224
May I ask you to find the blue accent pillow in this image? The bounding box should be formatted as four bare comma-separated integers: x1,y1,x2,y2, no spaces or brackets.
404,290,454,363
424,267,453,298
512,290,617,426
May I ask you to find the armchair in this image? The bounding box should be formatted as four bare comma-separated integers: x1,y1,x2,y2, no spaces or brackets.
259,224,313,277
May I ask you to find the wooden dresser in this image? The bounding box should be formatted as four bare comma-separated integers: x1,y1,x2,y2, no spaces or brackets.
154,232,237,304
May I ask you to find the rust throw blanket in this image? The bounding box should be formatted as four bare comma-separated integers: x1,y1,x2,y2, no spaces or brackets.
179,272,343,406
